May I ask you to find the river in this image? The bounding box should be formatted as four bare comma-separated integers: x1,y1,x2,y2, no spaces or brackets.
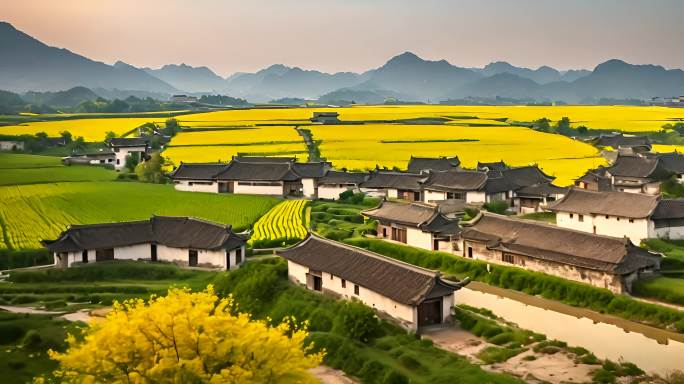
456,282,684,376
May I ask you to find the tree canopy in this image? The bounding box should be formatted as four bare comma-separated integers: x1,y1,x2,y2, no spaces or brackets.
45,287,322,383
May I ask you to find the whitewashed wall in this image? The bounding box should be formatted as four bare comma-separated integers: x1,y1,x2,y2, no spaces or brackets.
234,182,285,196
173,180,219,193
302,178,317,198
406,227,434,251
466,191,486,203
318,185,351,200
424,190,447,202
556,211,649,244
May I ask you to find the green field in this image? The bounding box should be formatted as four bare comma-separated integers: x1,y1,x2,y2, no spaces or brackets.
0,153,118,185
0,153,63,169
0,182,279,249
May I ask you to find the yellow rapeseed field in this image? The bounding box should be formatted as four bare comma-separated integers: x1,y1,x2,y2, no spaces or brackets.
163,143,308,164
652,144,684,153
308,124,605,186
0,117,160,141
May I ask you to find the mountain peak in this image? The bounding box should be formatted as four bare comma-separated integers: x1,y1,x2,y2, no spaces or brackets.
386,51,423,65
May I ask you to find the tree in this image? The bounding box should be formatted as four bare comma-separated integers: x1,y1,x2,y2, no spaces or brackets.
135,152,165,183
164,118,181,136
59,130,73,144
69,136,86,152
533,118,552,132
104,131,117,141
124,152,140,172
45,287,322,383
34,132,48,141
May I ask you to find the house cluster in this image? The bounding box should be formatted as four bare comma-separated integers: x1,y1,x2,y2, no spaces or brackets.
169,155,565,214
63,137,150,171
575,151,684,194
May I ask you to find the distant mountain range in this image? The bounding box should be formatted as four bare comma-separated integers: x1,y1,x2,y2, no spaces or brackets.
1,21,684,103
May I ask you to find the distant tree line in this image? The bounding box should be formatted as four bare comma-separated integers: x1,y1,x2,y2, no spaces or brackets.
198,94,249,106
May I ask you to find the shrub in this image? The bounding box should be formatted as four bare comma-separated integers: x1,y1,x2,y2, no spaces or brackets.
0,248,53,270
476,346,526,364
0,323,24,344
592,368,616,384
21,329,42,349
398,353,424,372
359,360,389,384
309,308,334,332
383,370,410,384
483,200,508,214
333,301,382,343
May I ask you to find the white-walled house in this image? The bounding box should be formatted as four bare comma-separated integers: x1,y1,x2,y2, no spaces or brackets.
317,170,369,200
460,213,661,294
106,137,149,171
168,156,330,198
514,183,568,214
360,171,427,201
279,235,467,331
42,216,246,270
363,201,462,253
421,170,487,204
546,188,684,244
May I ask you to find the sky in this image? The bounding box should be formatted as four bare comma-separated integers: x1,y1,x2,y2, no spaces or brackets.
3,0,683,77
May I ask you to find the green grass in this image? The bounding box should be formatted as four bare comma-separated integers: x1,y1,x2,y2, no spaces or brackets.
642,238,684,269
0,166,118,186
0,182,279,249
633,277,684,306
476,346,527,364
519,211,556,223
310,198,379,241
0,153,62,169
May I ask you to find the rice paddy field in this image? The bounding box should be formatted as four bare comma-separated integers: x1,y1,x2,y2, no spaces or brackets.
249,200,309,245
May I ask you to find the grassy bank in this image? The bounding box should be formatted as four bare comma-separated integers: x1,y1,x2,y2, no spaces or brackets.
310,194,379,240
214,258,522,384
633,239,684,306
343,238,684,333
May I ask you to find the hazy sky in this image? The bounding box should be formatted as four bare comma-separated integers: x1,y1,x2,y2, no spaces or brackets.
4,0,683,77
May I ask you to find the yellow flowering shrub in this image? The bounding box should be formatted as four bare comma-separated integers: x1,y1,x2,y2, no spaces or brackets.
46,286,323,383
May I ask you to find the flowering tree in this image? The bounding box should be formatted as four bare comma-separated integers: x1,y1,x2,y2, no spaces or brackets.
46,286,323,383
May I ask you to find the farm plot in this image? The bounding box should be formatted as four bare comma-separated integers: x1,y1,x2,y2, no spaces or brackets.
0,117,161,141
250,200,309,247
309,124,605,186
0,153,117,185
0,182,279,249
163,125,308,164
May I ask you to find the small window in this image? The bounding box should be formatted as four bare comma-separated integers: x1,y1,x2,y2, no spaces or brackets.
578,214,584,222
569,213,574,219
467,247,473,258
330,274,334,280
617,217,620,222
354,285,359,295
605,215,609,219
629,219,634,223
81,250,88,263
502,254,515,264
235,248,242,264
341,279,346,288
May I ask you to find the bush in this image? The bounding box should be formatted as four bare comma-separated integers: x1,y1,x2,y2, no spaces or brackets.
21,329,42,349
0,323,25,344
0,248,53,270
333,301,382,343
309,308,334,332
359,360,389,384
592,368,616,384
483,200,508,214
383,370,410,384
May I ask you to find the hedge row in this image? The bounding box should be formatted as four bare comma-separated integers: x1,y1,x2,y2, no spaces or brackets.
343,238,684,332
0,249,53,270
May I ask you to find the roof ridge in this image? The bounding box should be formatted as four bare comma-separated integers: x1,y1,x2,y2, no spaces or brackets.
302,234,442,277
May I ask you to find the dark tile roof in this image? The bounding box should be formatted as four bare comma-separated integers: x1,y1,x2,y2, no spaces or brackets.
168,163,228,180
501,166,555,188
422,170,487,192
461,213,660,274
318,170,368,185
42,216,244,253
407,156,461,173
658,152,684,174
292,162,331,178
420,214,462,236
482,175,518,194
214,161,300,181
107,137,149,147
593,134,651,148
606,155,671,180
515,183,568,198
361,171,427,191
477,161,508,171
279,236,464,305
546,188,658,218
364,201,438,226
575,168,614,191
232,156,297,164
652,199,684,220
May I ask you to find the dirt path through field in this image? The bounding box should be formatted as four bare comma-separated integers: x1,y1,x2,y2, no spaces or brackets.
309,366,357,384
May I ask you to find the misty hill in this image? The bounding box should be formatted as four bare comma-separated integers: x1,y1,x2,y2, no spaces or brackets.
23,86,99,108
0,22,177,93
225,64,365,102
474,61,590,84
144,64,227,93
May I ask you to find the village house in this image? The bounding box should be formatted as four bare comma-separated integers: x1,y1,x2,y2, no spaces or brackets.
316,170,369,200
407,156,461,173
514,183,568,214
0,140,24,151
62,148,116,166
591,133,652,152
310,111,341,124
363,200,462,253
477,161,507,171
170,94,198,103
42,216,246,270
460,213,661,293
421,169,488,203
546,188,684,244
279,235,467,330
168,156,331,198
106,137,150,171
360,170,428,201
575,168,613,192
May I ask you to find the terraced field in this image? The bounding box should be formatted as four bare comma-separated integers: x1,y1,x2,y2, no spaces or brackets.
250,200,309,245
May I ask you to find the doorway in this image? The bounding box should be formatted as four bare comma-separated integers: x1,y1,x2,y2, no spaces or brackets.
188,250,198,267
417,298,442,327
151,244,157,262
